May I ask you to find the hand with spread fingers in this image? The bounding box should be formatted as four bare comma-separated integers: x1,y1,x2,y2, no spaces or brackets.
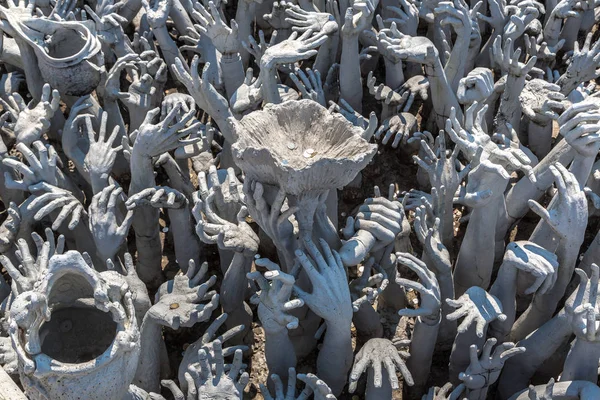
348,338,414,393
147,260,219,329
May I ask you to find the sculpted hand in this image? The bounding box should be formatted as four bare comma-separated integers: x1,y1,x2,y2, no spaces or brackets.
230,68,263,113
384,0,419,36
328,99,378,139
0,202,20,253
378,26,439,67
160,93,196,120
172,57,231,124
248,258,304,333
9,84,59,146
89,184,135,262
527,163,587,242
557,101,600,157
348,338,414,392
375,112,417,148
142,0,172,28
453,155,510,208
83,111,123,185
194,193,259,256
491,36,538,78
243,180,297,253
260,30,328,69
191,1,241,54
341,0,376,37
457,68,493,105
285,3,338,35
503,241,558,295
458,338,525,389
422,383,466,400
446,106,534,180
148,260,219,329
349,257,389,311
413,130,468,195
0,229,63,294
179,313,249,389
84,0,127,45
345,185,406,253
242,30,277,66
293,238,353,325
446,286,506,337
3,141,58,190
127,186,188,210
186,341,248,399
395,252,441,322
131,106,201,158
558,33,600,94
262,368,336,400
264,1,293,29
26,182,85,230
101,54,140,102
520,79,567,125
290,67,326,106
197,166,244,223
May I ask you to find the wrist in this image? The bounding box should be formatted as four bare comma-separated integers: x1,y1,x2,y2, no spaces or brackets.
221,52,240,61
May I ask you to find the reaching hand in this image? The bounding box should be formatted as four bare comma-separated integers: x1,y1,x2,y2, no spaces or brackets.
491,36,537,78
422,383,466,400
83,111,123,185
0,229,64,294
191,1,241,54
261,30,328,69
89,184,135,262
197,166,244,223
247,258,304,333
127,186,188,210
446,286,506,337
194,192,259,255
457,68,494,105
458,337,525,389
527,163,587,242
290,67,326,106
378,25,439,67
26,182,86,230
9,83,60,146
395,252,442,322
185,340,249,399
349,257,389,311
375,112,417,148
557,33,600,94
142,0,173,28
413,130,468,195
348,338,414,392
3,141,58,190
131,106,201,159
384,0,419,36
261,368,336,400
557,101,600,157
285,3,338,35
503,241,558,295
520,79,567,125
243,180,297,254
293,238,353,325
147,260,219,329
341,0,376,37
84,0,127,45
242,30,278,66
172,57,231,126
